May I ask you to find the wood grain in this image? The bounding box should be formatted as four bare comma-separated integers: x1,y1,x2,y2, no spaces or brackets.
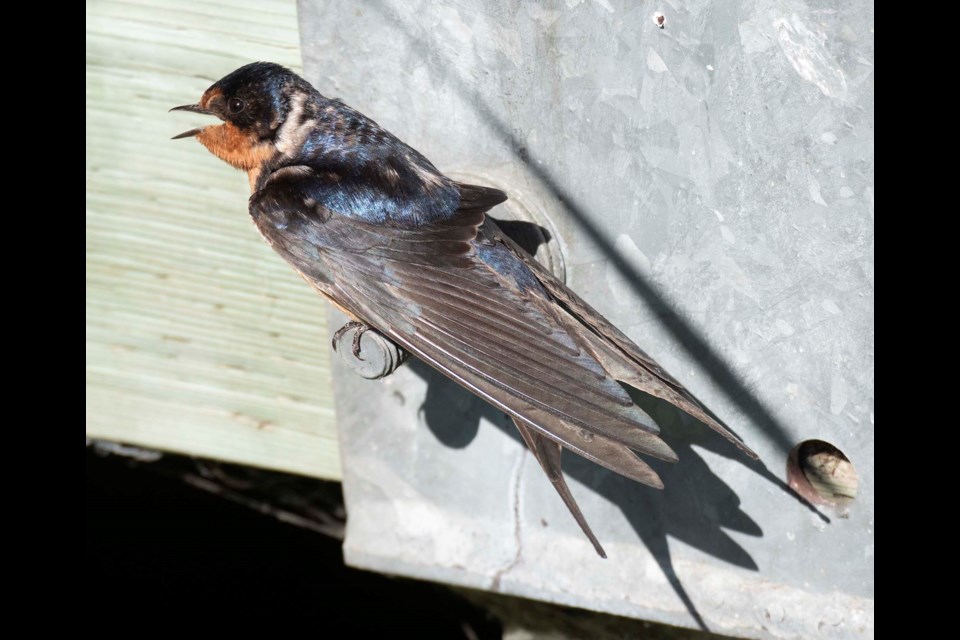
86,0,341,479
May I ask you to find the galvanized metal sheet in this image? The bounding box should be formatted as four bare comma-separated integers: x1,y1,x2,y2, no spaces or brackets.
300,1,874,637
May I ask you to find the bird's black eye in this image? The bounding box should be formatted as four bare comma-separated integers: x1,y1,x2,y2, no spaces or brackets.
228,98,245,113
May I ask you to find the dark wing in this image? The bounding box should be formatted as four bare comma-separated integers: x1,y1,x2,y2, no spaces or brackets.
250,166,753,556
494,229,758,460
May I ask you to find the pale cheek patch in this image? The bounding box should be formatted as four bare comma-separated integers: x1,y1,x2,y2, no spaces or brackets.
275,92,316,157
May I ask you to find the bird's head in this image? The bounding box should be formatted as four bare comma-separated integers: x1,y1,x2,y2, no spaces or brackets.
171,62,311,185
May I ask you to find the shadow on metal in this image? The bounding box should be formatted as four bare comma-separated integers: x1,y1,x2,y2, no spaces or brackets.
358,0,834,629
366,0,797,456
411,358,755,631
404,213,827,627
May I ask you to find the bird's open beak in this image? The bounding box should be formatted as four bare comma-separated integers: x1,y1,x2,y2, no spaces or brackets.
169,103,216,140
170,103,214,115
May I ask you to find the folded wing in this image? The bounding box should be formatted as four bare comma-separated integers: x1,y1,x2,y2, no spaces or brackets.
250,167,754,556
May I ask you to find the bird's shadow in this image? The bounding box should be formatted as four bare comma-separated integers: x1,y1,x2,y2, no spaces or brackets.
315,3,833,628
408,220,825,631
411,358,753,631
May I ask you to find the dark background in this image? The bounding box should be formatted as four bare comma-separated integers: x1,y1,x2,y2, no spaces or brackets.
85,447,732,639
85,448,501,636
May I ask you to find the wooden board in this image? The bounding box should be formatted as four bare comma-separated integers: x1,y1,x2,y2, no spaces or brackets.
86,0,340,480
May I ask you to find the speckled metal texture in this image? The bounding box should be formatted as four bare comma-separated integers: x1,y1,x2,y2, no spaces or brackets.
299,1,873,637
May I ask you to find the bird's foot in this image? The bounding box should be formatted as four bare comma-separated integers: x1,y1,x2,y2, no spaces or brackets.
332,321,367,353
351,323,370,360
332,321,409,380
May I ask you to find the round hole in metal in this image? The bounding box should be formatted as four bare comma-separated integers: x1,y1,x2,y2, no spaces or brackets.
786,439,858,510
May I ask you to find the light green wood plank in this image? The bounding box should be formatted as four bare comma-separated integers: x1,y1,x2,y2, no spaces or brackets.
86,0,341,480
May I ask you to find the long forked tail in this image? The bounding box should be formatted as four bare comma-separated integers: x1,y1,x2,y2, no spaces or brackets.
512,417,608,558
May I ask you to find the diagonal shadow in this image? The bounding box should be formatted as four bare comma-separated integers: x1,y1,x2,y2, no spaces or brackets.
363,0,796,457
404,221,825,630
319,0,829,628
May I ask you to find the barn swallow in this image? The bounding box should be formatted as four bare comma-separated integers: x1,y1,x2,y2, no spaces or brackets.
172,62,757,557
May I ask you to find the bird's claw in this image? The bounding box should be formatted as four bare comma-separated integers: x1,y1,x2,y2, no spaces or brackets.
332,321,372,361
351,324,369,360
332,321,365,349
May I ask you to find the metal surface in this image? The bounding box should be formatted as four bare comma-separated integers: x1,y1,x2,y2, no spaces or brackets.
300,1,874,637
